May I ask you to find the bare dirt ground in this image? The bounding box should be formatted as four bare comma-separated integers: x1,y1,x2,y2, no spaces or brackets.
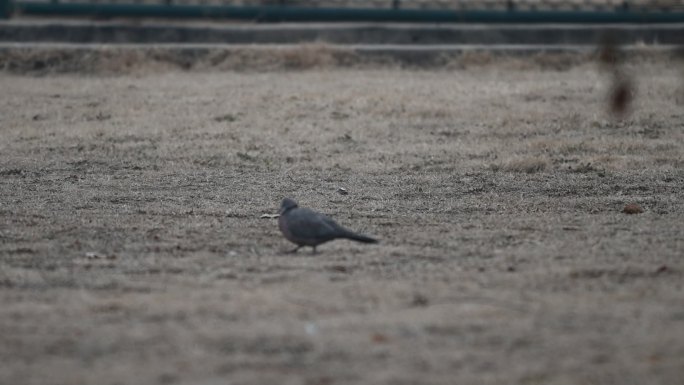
1,56,683,385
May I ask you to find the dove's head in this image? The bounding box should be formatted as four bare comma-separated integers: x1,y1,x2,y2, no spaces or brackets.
279,198,299,215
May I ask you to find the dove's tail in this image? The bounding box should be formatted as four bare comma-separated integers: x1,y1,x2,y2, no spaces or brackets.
341,230,378,244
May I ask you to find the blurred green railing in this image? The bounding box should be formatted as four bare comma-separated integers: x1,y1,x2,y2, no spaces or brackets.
1,0,10,18
2,0,684,22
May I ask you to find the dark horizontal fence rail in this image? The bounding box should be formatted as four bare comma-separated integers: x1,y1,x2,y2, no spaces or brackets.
2,0,684,21
2,23,682,44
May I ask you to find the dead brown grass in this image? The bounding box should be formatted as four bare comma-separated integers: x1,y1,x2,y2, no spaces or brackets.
1,45,676,75
0,59,683,385
495,156,551,173
0,44,365,74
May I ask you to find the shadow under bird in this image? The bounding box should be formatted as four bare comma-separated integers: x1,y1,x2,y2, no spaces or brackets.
278,198,378,253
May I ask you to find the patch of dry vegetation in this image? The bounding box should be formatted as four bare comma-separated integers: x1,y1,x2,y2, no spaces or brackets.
1,44,677,75
0,44,367,74
492,156,550,173
0,59,683,385
7,44,682,77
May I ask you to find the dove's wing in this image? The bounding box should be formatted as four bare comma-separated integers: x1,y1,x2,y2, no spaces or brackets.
285,208,341,244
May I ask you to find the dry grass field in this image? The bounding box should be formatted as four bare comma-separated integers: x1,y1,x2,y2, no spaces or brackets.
1,52,683,385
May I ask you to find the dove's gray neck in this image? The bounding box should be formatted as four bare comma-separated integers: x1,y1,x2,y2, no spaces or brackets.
280,200,299,215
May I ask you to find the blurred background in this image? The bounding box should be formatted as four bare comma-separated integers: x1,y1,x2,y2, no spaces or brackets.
2,0,684,21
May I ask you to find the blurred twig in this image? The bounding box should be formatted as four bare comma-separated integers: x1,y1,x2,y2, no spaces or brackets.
598,33,634,119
